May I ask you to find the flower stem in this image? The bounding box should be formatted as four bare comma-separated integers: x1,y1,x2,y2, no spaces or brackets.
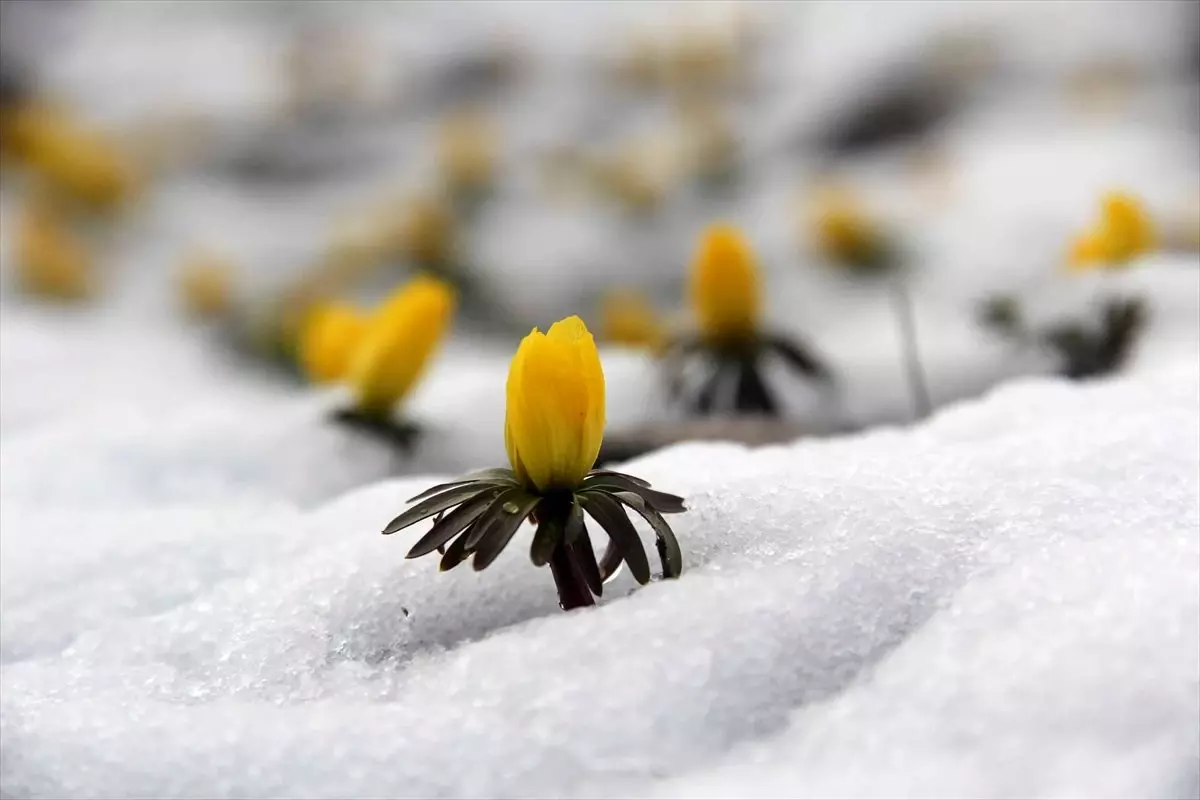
889,276,932,420
549,542,595,611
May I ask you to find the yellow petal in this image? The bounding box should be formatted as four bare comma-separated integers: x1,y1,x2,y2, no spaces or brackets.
690,224,759,346
600,289,666,350
1067,230,1109,271
1,103,137,214
15,201,94,301
298,304,368,384
1100,191,1155,263
348,277,456,415
504,315,606,492
807,184,881,268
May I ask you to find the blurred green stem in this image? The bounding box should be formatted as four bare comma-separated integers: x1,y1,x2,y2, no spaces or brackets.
889,277,932,420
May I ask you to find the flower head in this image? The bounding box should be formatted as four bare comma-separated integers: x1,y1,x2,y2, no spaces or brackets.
807,184,886,269
1,103,136,214
15,198,94,301
1068,191,1156,270
600,290,666,351
505,316,606,493
348,276,456,415
437,111,497,194
178,250,236,320
690,224,760,346
298,303,369,384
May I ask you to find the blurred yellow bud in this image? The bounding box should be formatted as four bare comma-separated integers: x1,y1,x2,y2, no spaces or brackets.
505,315,606,492
690,224,760,345
298,304,369,385
1100,192,1155,262
1,103,137,214
807,184,886,269
600,290,666,351
348,276,456,415
437,112,498,194
395,195,457,268
178,251,236,320
1067,231,1109,271
14,200,95,301
1067,191,1157,271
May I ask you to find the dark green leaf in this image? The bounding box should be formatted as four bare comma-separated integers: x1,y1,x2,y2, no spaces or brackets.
583,477,687,515
439,534,471,571
472,493,541,571
529,515,559,567
580,492,651,585
564,499,585,545
733,358,779,416
613,492,683,579
598,539,623,583
405,469,518,503
464,487,533,550
766,335,833,382
406,489,502,558
584,470,651,488
571,522,604,597
462,467,520,484
405,478,484,504
383,483,496,534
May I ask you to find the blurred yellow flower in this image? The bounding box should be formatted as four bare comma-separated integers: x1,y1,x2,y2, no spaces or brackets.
437,112,497,194
1,103,136,214
690,224,760,346
178,250,236,320
1100,192,1155,261
14,200,94,301
298,304,369,385
600,290,666,351
807,184,885,269
1068,191,1156,271
505,315,606,492
348,277,456,415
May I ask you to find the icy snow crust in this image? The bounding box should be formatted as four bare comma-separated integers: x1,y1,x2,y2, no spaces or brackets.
3,355,1198,798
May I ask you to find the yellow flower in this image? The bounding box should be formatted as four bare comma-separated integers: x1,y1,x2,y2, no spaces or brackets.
505,316,606,492
14,200,94,301
1066,191,1156,271
1,103,136,214
600,289,666,351
1099,192,1155,262
807,184,883,268
437,111,497,193
1067,230,1108,271
178,250,236,320
347,277,456,415
690,224,760,345
298,303,369,384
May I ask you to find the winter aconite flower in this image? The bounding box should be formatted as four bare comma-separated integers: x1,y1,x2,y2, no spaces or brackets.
348,276,456,417
298,303,369,384
178,250,236,321
1068,191,1157,270
806,184,891,271
691,224,760,346
0,102,136,214
383,316,686,611
14,198,94,301
600,289,667,351
661,224,833,416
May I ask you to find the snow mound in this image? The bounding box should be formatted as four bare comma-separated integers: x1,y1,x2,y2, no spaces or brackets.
2,357,1197,798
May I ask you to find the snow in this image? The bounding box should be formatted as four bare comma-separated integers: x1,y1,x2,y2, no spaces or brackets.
2,0,1199,797
2,355,1197,798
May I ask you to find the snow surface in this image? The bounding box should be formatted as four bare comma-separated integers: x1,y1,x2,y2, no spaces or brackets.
2,353,1198,798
